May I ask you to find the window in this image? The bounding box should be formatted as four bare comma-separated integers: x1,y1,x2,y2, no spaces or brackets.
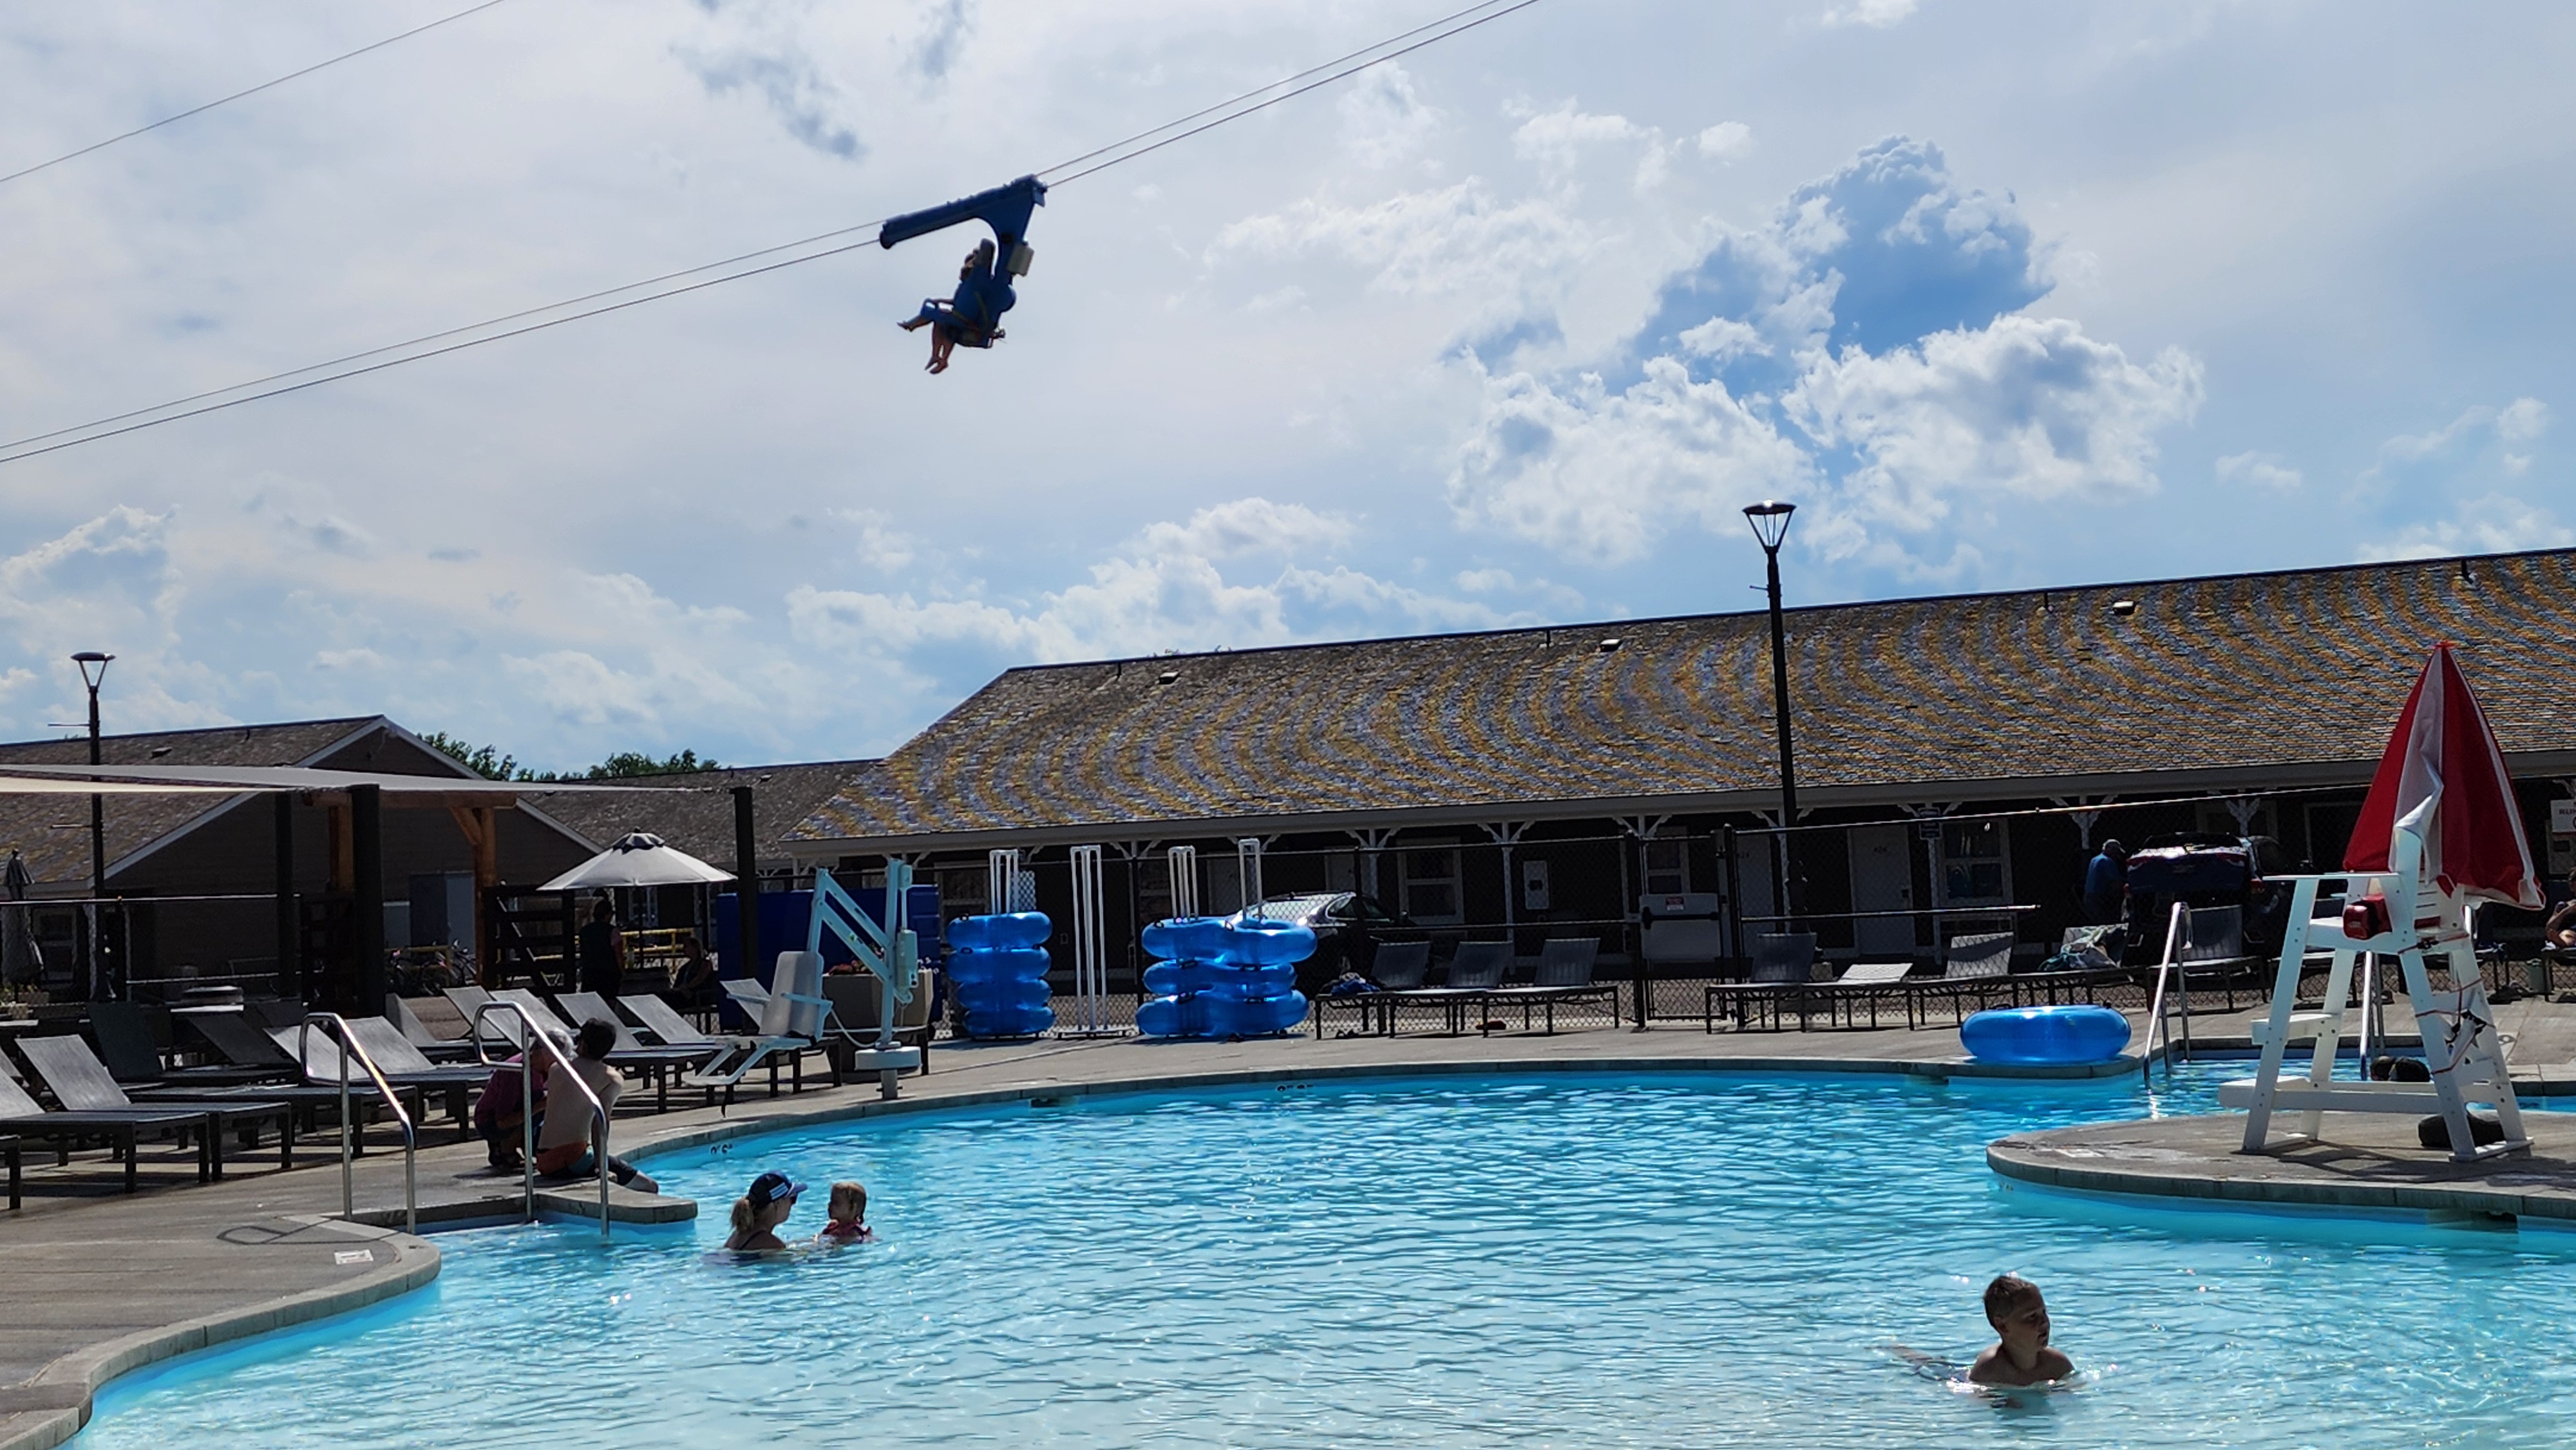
1642,838,1690,896
1938,820,2009,905
1399,843,1462,925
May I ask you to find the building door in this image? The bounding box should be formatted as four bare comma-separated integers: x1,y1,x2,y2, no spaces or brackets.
1848,824,1914,955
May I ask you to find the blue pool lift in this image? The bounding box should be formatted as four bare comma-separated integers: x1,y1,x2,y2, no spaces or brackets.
881,174,1047,359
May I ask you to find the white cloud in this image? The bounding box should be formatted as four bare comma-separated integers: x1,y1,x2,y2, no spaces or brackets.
1823,0,1922,28
1447,357,1815,563
2356,396,2550,497
1695,122,1754,162
1214,178,1600,303
2357,494,2574,561
1786,316,2204,545
2214,450,2302,491
1338,63,1441,170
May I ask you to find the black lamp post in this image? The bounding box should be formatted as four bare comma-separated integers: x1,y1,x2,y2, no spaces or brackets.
72,651,113,997
1741,502,1797,925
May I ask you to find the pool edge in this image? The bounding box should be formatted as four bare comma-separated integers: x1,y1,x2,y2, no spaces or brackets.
0,1230,440,1450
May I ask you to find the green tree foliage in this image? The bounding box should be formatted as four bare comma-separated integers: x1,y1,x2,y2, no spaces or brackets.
420,732,717,783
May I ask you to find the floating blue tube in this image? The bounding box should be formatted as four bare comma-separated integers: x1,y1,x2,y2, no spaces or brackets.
1224,920,1318,966
1137,914,1315,1039
1959,1005,2132,1066
1143,917,1232,962
948,913,1051,952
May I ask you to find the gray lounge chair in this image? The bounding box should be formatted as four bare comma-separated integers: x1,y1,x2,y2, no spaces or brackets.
90,1001,282,1089
1482,938,1618,1035
1824,960,1916,1029
1915,932,2016,1024
0,1061,205,1194
1312,940,1432,1040
388,994,480,1061
1704,933,1818,1031
263,1021,480,1136
558,990,726,1108
17,1034,294,1178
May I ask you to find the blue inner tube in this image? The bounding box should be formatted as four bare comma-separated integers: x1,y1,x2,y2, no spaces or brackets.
1958,1004,2132,1065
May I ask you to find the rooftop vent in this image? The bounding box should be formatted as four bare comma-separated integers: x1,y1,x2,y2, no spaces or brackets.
1597,637,1623,654
1157,668,1180,686
2109,599,2138,617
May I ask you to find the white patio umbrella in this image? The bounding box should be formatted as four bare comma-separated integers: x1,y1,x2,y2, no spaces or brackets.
540,832,737,892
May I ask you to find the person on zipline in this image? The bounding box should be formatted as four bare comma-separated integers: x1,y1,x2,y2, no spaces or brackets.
898,238,1014,373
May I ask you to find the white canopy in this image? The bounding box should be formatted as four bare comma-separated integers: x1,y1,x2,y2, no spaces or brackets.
540,831,736,892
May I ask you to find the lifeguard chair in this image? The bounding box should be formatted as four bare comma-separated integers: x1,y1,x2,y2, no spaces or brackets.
2221,643,2544,1163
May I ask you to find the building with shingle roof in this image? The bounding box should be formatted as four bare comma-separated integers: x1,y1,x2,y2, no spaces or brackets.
786,549,2576,974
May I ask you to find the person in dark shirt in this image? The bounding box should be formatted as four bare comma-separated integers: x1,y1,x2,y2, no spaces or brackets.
2081,840,2129,925
897,240,1015,373
576,898,625,997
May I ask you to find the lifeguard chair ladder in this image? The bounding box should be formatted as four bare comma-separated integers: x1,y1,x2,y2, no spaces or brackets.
2220,824,2524,1163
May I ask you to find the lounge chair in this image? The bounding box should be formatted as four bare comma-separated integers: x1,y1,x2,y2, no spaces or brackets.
262,1021,476,1136
1703,933,1818,1031
16,1034,294,1179
683,952,838,1097
0,1061,209,1193
1312,940,1432,1040
1,1133,16,1210
1374,940,1512,1035
493,988,581,1043
1912,932,2017,1024
556,990,724,1109
90,1001,283,1089
1823,960,1917,1028
442,986,522,1049
388,994,480,1061
1482,938,1619,1035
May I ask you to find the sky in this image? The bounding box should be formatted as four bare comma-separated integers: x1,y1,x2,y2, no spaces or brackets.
1,0,2570,772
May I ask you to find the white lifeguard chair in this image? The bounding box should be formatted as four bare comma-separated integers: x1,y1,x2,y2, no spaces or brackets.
2221,644,2544,1163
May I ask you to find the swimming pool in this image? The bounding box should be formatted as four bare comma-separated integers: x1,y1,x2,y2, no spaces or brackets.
78,1065,2576,1447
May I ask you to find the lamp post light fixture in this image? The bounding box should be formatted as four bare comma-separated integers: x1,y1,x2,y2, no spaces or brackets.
72,652,113,998
1741,502,1798,927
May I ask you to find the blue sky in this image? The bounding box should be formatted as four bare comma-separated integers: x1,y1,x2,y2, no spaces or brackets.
0,1,2568,770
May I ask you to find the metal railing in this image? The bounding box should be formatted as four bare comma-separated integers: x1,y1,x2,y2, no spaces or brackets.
2140,903,2194,1079
296,1013,417,1234
471,1001,612,1240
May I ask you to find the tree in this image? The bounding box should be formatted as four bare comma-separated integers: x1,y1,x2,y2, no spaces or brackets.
419,731,519,782
419,731,717,783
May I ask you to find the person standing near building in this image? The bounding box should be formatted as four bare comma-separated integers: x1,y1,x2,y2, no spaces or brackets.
576,897,627,997
2082,840,2130,925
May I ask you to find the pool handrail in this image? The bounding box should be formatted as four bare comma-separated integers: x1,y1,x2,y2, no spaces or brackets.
470,1001,612,1241
2140,901,2194,1079
296,1012,417,1236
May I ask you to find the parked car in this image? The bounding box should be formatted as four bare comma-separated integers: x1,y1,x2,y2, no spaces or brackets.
1230,892,1419,995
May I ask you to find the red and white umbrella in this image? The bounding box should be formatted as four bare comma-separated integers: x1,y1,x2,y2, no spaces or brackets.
2344,642,2542,909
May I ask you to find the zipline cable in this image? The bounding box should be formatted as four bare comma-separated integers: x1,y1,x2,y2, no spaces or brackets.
1044,0,1542,187
1033,0,1526,182
0,0,1545,466
0,0,516,190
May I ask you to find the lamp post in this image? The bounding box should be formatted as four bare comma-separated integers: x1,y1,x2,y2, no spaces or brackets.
1741,503,1797,926
71,651,113,999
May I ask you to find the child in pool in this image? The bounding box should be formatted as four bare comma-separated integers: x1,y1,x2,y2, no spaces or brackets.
1970,1275,2073,1386
817,1180,875,1244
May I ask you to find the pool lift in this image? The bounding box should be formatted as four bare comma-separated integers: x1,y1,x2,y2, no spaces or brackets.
882,174,1045,362
2223,645,2541,1163
685,863,922,1101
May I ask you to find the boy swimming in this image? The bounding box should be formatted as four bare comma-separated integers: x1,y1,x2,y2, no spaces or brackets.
1969,1275,2073,1386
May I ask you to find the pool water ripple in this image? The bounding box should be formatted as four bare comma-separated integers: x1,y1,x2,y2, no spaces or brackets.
74,1066,2576,1448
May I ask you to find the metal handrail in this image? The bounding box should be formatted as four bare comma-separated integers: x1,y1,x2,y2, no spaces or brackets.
296,1013,417,1234
470,1002,611,1240
2140,902,2192,1080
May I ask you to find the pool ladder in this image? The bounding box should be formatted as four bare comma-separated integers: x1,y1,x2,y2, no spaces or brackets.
2140,902,2195,1079
470,1002,613,1241
298,1013,417,1235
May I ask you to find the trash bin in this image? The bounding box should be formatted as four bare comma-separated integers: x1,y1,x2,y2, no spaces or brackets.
2528,959,2553,997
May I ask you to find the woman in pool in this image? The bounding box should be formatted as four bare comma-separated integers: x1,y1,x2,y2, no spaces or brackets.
723,1171,804,1253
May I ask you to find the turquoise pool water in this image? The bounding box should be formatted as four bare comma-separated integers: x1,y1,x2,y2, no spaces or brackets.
79,1065,2576,1448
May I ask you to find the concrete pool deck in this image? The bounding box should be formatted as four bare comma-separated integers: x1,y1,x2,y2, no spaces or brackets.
13,998,2576,1448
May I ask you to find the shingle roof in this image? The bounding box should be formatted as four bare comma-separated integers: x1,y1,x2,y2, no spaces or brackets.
526,761,878,866
0,717,390,887
793,549,2576,848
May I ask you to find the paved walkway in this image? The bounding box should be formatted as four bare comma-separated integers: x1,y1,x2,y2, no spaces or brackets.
12,997,2576,1449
